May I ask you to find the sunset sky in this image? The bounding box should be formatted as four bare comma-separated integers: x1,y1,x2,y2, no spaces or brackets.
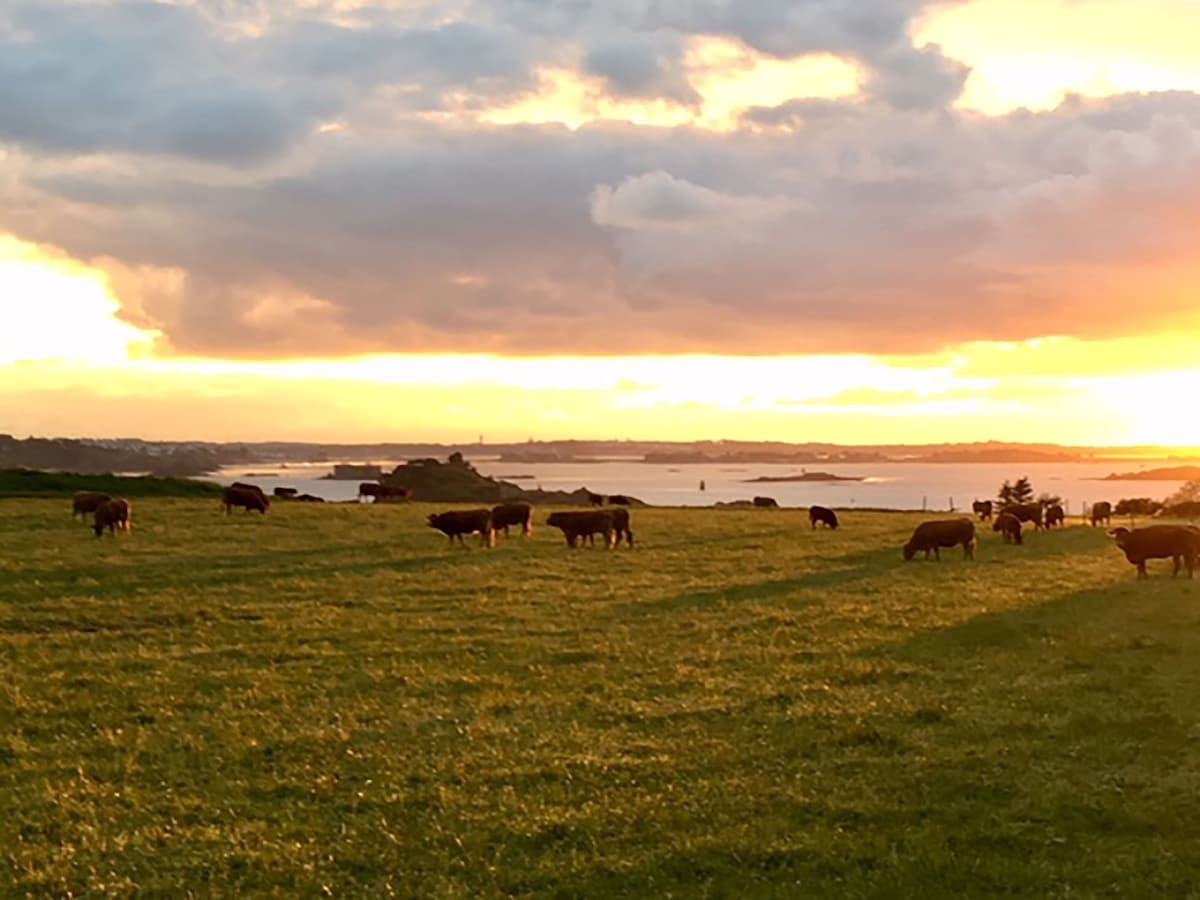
2,0,1199,445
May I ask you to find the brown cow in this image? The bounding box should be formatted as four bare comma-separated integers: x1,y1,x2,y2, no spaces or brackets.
1091,501,1113,527
904,519,976,561
753,496,780,508
93,498,132,537
547,510,617,548
428,510,495,547
972,499,993,521
223,485,269,515
273,487,298,499
992,511,1023,545
585,491,605,507
1108,525,1200,579
1044,504,1065,528
610,507,634,547
491,502,533,537
73,491,112,519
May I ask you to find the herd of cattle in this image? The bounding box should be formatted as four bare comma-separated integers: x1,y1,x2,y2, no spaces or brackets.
68,487,1200,579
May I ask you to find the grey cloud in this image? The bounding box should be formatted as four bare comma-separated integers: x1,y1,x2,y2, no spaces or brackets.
583,30,698,106
2,3,1200,358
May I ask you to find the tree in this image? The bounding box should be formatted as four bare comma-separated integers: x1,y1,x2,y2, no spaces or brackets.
998,476,1034,508
1165,480,1200,507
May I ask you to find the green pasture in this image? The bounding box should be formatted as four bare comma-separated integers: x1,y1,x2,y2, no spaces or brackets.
2,499,1199,897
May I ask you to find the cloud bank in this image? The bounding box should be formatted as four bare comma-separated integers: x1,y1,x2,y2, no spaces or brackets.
3,0,1200,357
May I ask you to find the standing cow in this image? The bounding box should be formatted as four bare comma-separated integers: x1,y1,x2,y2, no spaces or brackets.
1091,501,1113,527
1044,504,1065,528
491,502,533,537
972,500,993,521
93,498,132,537
753,496,780,509
223,485,269,515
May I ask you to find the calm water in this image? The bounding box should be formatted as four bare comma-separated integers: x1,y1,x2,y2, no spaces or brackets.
212,458,1188,514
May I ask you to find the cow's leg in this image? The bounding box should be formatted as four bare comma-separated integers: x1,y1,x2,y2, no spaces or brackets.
933,546,941,561
1137,561,1148,579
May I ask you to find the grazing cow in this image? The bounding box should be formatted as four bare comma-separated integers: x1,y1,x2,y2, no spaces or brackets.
1108,525,1200,579
992,511,1023,545
903,519,976,561
231,481,266,499
586,492,606,507
73,491,112,519
809,505,839,530
223,485,269,515
972,500,993,521
273,487,298,499
546,510,617,548
427,510,495,547
1091,501,1113,527
93,498,132,537
295,494,325,503
1004,502,1045,531
1044,504,1065,528
608,494,632,506
491,502,533,537
753,496,780,509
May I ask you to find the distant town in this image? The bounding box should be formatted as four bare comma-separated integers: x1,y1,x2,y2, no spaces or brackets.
1,434,1197,478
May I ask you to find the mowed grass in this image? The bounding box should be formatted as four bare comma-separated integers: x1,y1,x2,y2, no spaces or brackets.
3,501,1200,897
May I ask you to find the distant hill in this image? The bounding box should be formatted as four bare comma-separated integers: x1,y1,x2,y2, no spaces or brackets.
1100,466,1200,482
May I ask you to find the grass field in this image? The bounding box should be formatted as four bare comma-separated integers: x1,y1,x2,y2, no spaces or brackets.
3,499,1200,897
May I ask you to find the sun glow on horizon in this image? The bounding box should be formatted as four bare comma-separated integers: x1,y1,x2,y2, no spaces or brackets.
3,234,1199,448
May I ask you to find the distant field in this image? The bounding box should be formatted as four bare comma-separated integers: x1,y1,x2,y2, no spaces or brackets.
0,469,222,499
3,500,1200,896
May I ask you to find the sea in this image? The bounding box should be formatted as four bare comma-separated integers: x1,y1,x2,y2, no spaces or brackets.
210,458,1191,515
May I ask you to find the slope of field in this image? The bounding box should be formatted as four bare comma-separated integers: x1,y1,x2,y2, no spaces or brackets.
3,501,1200,896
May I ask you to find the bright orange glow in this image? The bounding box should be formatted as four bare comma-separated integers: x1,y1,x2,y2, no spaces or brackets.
918,0,1200,112
0,236,158,365
2,234,1199,447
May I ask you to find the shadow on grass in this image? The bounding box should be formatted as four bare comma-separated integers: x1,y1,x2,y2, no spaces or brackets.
621,545,906,613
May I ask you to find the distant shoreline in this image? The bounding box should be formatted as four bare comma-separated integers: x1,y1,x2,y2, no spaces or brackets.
744,473,866,483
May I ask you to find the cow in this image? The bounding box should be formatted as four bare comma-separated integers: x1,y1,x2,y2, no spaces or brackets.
273,487,298,499
1044,504,1065,528
608,494,632,506
753,496,780,509
1090,501,1113,527
610,507,634,547
427,510,495,547
491,502,533,537
359,483,411,503
992,511,1023,545
1004,502,1044,531
72,491,112,519
231,481,266,499
223,485,269,515
586,492,605,507
972,500,993,521
93,498,132,537
295,494,325,503
1108,525,1200,579
809,505,839,530
546,510,617,548
903,519,976,561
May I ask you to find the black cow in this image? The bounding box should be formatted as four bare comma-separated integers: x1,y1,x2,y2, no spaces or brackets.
972,500,993,521
1044,504,1065,528
809,506,839,530
427,510,494,547
491,502,533,537
1004,502,1044,531
753,496,779,508
1091,501,1113,527
223,485,269,515
547,510,617,548
904,519,976,561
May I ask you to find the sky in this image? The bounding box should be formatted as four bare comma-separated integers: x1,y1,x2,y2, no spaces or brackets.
2,0,1199,446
